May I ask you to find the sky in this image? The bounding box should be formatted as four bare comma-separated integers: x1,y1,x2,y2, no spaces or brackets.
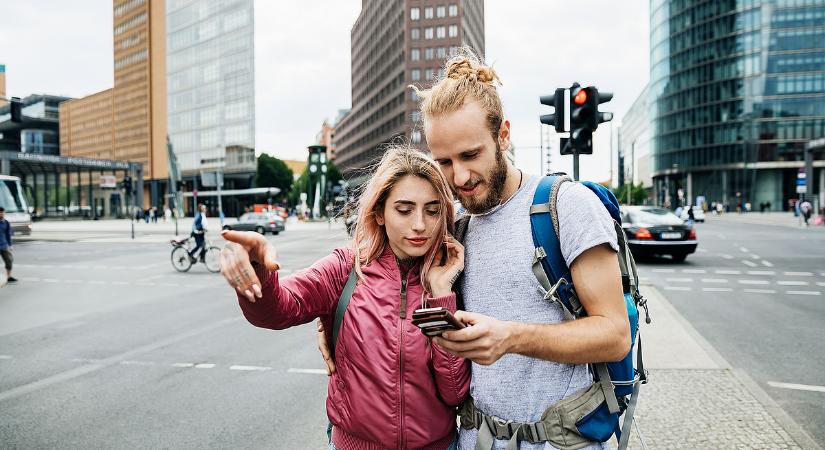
0,0,649,183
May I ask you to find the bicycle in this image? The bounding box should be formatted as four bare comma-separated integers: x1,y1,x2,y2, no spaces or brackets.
170,235,221,273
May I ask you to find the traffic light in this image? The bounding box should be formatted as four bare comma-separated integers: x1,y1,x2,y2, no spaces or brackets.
539,88,565,132
123,176,132,195
566,85,613,154
9,97,23,123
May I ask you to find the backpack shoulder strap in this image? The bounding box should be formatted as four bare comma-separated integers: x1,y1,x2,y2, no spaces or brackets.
331,265,358,360
529,175,584,318
452,215,471,311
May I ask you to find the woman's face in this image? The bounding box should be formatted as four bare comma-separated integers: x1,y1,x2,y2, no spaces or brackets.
377,175,443,260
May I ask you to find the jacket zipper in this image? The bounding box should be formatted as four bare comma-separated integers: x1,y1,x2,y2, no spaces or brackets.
399,272,409,449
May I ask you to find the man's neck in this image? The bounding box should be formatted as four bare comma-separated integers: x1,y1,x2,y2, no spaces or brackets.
500,164,523,203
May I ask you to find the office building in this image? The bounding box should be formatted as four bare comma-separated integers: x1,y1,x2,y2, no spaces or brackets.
650,0,825,210
166,0,256,190
333,0,485,179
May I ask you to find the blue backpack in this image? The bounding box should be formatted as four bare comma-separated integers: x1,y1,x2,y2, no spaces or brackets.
529,174,651,448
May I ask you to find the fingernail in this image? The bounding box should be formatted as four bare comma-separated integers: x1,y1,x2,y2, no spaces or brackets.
252,284,262,298
244,290,255,301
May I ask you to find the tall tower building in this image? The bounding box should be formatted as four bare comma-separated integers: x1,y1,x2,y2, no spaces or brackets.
60,0,168,207
649,0,825,210
333,0,485,179
166,0,256,187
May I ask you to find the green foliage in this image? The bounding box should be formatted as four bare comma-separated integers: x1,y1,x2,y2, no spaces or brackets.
254,154,293,196
613,183,648,205
286,160,342,209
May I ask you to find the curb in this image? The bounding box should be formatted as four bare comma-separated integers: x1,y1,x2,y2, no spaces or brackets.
647,285,822,449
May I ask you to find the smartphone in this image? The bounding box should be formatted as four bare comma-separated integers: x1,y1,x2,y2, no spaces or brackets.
411,307,465,337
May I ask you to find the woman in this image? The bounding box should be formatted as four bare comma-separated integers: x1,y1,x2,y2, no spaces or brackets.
220,146,470,450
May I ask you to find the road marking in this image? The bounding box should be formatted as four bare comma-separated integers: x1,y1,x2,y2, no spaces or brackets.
159,283,177,287
135,282,156,287
702,287,733,292
715,270,741,275
784,271,813,277
230,365,272,371
43,278,58,283
749,254,761,260
288,368,327,375
65,279,83,284
88,280,105,285
682,269,706,274
817,282,825,287
120,360,156,366
747,271,775,276
21,277,41,282
173,363,195,368
651,269,675,273
777,281,809,286
761,260,774,267
738,280,770,285
741,260,758,267
111,281,130,285
0,355,12,360
0,317,240,403
786,291,821,296
739,247,749,253
701,278,728,283
665,277,693,283
664,286,692,291
744,289,777,294
720,254,734,259
194,363,216,369
767,381,825,393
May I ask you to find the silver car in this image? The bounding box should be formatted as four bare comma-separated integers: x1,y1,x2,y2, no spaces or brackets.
222,213,285,235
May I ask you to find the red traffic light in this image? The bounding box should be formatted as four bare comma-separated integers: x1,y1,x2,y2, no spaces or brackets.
573,89,588,105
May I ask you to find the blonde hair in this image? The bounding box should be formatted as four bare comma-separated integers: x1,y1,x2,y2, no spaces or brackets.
352,145,455,293
411,47,504,142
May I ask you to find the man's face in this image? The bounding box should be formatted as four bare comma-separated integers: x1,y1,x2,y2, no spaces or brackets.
0,210,4,221
425,101,510,214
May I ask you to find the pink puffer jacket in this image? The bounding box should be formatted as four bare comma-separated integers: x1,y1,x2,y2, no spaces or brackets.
238,245,470,450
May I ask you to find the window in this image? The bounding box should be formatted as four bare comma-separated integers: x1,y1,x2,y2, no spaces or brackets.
425,47,434,60
225,100,248,120
411,28,420,40
437,6,446,18
448,4,458,16
437,47,447,58
411,48,420,61
410,90,419,101
223,8,249,32
411,111,421,122
425,69,434,80
425,7,433,19
411,130,422,144
425,27,433,39
438,68,445,79
448,25,458,37
411,69,421,81
437,26,445,39
410,7,419,20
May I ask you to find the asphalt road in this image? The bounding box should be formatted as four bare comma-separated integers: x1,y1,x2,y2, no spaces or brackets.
0,224,350,450
635,217,825,445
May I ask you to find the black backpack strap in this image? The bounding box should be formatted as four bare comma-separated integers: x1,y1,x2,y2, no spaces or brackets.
331,266,358,360
452,216,471,311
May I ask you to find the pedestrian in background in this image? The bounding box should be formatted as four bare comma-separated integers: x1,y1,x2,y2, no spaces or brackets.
800,200,813,227
0,207,17,286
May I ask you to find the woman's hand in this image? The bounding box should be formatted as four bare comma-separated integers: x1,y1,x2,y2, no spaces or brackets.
426,235,464,297
220,230,280,302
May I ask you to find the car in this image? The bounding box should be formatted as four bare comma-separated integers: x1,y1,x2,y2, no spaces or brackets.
621,205,697,262
222,213,285,235
678,205,706,222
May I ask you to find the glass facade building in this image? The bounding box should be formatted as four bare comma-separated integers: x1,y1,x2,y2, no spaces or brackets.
166,0,256,179
650,0,825,210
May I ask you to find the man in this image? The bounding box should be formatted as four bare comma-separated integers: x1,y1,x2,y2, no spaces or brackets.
189,204,208,262
0,207,16,285
319,53,629,450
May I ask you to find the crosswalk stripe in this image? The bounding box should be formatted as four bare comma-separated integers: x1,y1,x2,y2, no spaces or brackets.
777,281,809,286
744,289,777,294
664,286,692,291
702,287,733,292
786,291,821,296
738,280,770,285
701,278,728,283
784,272,813,277
747,271,775,276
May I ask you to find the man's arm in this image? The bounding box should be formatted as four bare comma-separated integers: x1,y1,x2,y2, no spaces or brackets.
433,244,630,365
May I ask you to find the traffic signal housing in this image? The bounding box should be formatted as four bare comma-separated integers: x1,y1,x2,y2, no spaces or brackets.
9,97,23,123
539,88,566,132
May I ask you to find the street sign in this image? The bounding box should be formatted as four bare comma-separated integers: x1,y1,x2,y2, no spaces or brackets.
796,169,807,194
200,171,223,187
99,175,117,188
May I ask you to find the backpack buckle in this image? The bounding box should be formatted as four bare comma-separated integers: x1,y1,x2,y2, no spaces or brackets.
543,277,568,302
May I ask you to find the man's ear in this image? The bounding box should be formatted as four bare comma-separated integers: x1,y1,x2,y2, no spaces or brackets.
498,119,511,151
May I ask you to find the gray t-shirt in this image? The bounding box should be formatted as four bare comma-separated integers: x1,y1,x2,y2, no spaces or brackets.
458,175,618,450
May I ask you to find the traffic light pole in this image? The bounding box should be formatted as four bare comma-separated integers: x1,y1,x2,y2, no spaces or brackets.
573,151,580,181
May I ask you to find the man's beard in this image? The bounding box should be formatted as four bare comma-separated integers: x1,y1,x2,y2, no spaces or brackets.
455,147,508,214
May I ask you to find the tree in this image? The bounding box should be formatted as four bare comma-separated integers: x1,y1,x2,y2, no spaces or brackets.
612,182,648,205
254,154,293,197
287,160,342,210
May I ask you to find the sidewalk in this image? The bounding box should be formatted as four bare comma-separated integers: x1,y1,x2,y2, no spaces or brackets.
617,284,820,449
708,211,824,230
16,217,342,243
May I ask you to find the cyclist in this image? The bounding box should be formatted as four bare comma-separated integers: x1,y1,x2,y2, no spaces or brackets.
189,203,208,263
